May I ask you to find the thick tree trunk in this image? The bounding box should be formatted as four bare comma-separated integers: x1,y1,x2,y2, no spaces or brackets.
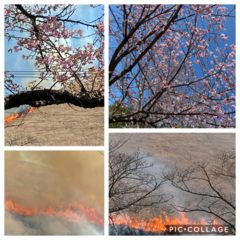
4,90,104,110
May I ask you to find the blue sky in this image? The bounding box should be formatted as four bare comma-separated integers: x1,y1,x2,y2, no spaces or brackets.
4,4,104,95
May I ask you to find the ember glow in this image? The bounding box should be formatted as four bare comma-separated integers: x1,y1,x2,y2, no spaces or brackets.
6,200,104,226
110,211,222,233
4,107,36,124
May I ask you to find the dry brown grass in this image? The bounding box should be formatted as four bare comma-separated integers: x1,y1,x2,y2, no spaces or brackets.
5,103,104,146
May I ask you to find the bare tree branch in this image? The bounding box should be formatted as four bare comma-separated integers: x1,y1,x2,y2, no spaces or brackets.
109,138,172,217
163,149,235,230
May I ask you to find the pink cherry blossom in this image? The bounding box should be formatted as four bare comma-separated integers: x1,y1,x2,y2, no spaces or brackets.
220,33,228,41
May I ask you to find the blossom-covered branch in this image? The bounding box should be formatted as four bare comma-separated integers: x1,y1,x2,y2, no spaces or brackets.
5,4,104,106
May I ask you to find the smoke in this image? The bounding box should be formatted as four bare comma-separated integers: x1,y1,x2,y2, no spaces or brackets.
4,105,31,118
149,155,209,221
5,151,104,235
5,211,103,235
144,154,227,223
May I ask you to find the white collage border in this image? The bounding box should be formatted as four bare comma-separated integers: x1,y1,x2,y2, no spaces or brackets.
1,0,238,239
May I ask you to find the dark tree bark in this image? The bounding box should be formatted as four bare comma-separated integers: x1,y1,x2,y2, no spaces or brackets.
4,89,104,110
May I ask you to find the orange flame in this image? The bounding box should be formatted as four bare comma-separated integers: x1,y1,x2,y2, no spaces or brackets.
110,211,222,233
4,107,36,124
5,200,103,226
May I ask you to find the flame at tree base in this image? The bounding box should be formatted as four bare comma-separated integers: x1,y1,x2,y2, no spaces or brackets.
110,211,222,233
5,200,103,226
4,107,36,124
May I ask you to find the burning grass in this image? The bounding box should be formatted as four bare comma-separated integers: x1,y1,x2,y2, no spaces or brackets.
109,211,232,235
6,199,103,226
110,211,222,232
4,107,36,124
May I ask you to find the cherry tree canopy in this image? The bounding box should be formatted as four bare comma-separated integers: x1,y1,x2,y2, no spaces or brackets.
4,4,104,110
109,4,235,128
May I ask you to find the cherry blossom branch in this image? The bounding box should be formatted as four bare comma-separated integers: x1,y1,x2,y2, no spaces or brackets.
109,5,183,86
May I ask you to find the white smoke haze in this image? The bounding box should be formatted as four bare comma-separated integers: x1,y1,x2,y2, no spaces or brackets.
5,211,103,235
4,105,32,118
148,155,208,221
5,151,104,235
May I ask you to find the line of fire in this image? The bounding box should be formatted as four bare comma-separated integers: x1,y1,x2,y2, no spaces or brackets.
109,133,235,235
4,107,36,124
5,151,104,235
